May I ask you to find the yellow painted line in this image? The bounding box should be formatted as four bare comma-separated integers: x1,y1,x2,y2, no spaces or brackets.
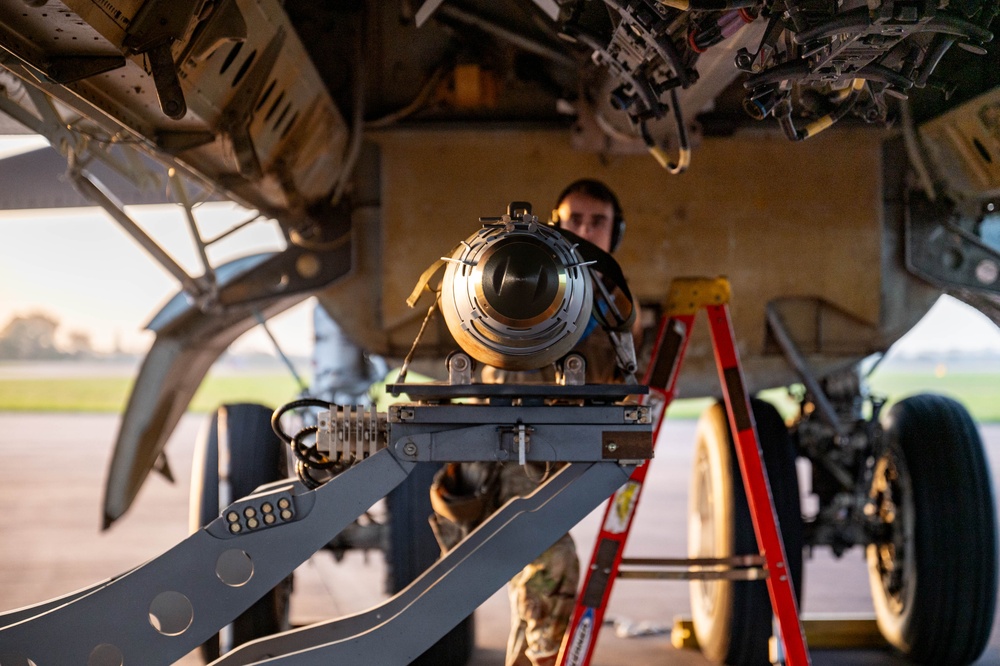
672,614,889,651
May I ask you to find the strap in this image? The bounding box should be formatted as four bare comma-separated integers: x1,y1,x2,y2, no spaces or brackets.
554,227,637,332
406,257,447,308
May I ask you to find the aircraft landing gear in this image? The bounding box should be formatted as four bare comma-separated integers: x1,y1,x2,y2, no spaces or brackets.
791,368,996,664
687,360,998,665
867,394,998,664
752,292,998,662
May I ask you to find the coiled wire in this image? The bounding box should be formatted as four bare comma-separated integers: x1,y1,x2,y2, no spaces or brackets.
272,399,352,489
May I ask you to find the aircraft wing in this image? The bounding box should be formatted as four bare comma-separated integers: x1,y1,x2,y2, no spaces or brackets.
0,146,181,209
0,0,996,525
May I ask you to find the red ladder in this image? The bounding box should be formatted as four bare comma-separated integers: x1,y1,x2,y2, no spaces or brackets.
557,277,810,666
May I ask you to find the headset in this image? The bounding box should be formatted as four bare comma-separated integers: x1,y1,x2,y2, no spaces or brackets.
550,178,626,253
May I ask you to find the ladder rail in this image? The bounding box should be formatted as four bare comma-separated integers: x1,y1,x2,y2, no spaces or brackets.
557,278,812,666
558,312,695,666
707,303,810,665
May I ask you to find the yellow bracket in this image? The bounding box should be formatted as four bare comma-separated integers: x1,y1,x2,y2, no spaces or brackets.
663,277,731,315
672,615,888,651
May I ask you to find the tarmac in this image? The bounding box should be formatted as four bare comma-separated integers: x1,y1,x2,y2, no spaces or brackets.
1,413,998,665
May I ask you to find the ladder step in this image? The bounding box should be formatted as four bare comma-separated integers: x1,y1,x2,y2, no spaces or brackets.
617,555,767,581
620,556,765,567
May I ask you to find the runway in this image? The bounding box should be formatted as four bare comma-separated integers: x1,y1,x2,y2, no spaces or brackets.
1,412,998,665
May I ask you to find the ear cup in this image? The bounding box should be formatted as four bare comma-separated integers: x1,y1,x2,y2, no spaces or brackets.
610,214,625,252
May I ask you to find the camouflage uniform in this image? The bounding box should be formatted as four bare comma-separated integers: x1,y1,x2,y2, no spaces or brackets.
500,464,580,666
431,327,624,666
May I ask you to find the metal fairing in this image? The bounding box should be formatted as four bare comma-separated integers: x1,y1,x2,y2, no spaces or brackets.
104,245,351,525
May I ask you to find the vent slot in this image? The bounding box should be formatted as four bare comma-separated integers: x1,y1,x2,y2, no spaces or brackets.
280,112,299,139
273,102,291,131
231,50,257,88
265,91,285,122
219,42,243,75
255,80,276,112
973,137,993,164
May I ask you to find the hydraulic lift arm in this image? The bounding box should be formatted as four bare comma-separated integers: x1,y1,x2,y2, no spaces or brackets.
0,398,650,666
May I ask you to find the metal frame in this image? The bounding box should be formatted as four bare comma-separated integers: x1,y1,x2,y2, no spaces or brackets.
0,399,650,665
0,56,288,315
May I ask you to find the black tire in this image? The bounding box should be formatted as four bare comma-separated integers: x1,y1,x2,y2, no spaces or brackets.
688,398,804,666
190,403,291,662
867,393,998,664
386,462,475,666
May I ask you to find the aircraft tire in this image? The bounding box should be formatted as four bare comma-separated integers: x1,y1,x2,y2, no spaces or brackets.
386,462,475,666
867,393,998,664
190,402,291,662
688,398,804,666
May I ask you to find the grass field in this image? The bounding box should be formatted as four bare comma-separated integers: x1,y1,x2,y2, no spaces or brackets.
0,373,305,413
664,370,1000,422
868,370,1000,421
0,367,996,422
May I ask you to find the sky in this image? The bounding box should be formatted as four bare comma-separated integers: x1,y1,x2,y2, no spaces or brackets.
0,136,998,361
0,136,314,357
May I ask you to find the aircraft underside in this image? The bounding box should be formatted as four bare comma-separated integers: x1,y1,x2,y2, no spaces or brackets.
0,1,998,664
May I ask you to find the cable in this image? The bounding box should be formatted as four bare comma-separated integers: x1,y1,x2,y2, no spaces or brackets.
914,35,956,88
271,398,334,445
273,399,367,488
254,309,309,395
365,64,449,129
329,9,368,208
690,9,754,52
899,98,937,202
291,425,337,468
778,78,866,141
642,88,691,174
524,461,553,484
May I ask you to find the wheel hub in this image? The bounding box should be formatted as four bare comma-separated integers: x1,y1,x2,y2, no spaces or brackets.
868,453,910,614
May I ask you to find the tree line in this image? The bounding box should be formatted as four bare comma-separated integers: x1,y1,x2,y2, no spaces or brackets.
0,312,94,360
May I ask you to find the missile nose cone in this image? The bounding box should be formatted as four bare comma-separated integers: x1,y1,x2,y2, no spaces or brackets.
481,241,559,321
